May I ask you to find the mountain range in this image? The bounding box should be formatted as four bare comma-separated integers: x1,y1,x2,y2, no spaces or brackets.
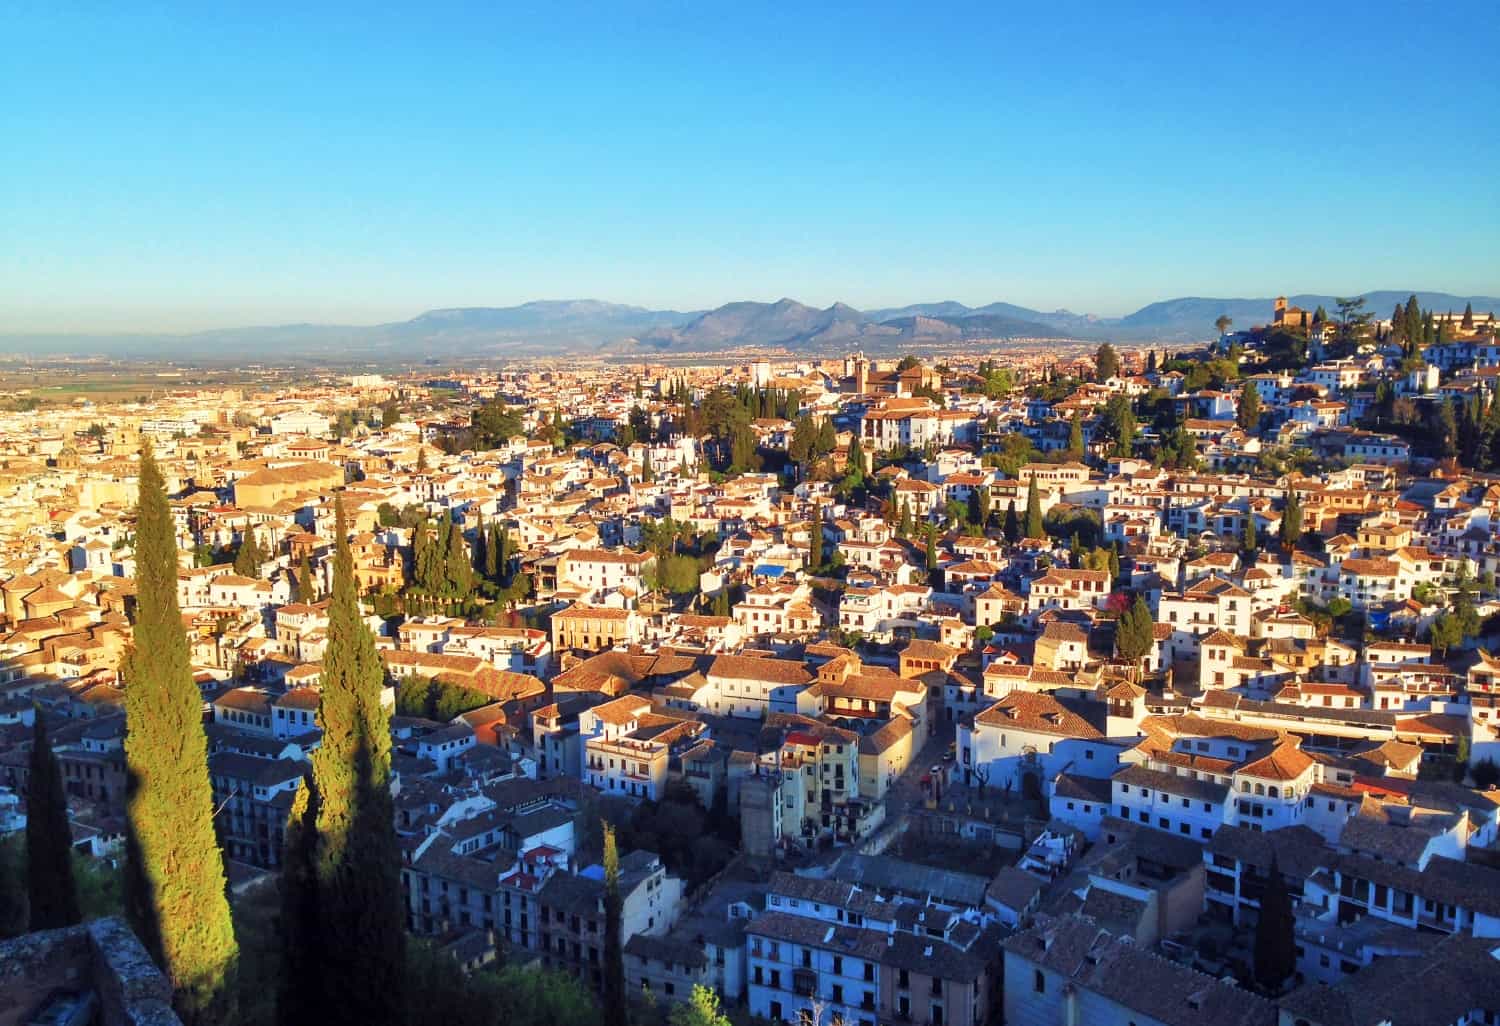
7,292,1497,361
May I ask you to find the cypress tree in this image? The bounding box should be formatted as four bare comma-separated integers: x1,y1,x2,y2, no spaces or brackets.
1253,854,1295,991
123,441,238,1024
472,511,487,577
1003,500,1019,544
925,527,939,574
26,709,81,930
898,498,914,539
1242,514,1258,554
1024,478,1045,539
1282,489,1302,549
808,521,824,570
1067,412,1084,457
311,496,405,1026
298,552,316,602
276,777,320,1026
484,521,501,583
1462,302,1475,332
602,824,627,1026
234,527,261,577
441,516,471,597
1238,381,1262,431
1116,595,1154,676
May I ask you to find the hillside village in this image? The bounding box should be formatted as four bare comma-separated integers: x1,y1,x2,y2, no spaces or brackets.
4,293,1500,1026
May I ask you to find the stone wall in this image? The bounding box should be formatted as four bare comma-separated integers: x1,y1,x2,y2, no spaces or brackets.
0,918,180,1026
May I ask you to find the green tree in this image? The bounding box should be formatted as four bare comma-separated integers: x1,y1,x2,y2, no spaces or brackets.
123,442,238,1025
1067,411,1085,457
602,825,627,1026
380,402,399,429
1094,343,1120,381
1237,381,1262,431
234,527,263,577
1003,500,1020,543
472,400,523,449
925,527,939,573
970,486,991,530
671,985,732,1026
1282,488,1303,549
1215,314,1233,336
1242,515,1258,554
26,710,81,930
444,515,473,598
298,552,317,602
1116,595,1154,674
898,498,914,539
808,521,824,570
1253,855,1295,992
471,511,488,578
1462,302,1475,332
1099,395,1137,456
311,496,406,1026
1024,478,1045,539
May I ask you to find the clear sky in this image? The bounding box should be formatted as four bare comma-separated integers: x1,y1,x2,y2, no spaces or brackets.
3,1,1497,334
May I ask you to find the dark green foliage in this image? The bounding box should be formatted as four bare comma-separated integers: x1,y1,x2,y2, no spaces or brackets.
234,527,264,577
1242,514,1258,554
809,521,824,570
471,400,523,449
1043,504,1103,550
1099,395,1136,456
1024,478,1044,539
1282,488,1302,548
1003,500,1019,543
311,496,405,1026
471,511,487,577
1067,412,1084,457
406,948,599,1026
395,675,492,721
26,710,81,930
123,441,238,1025
1094,343,1120,381
1115,595,1154,668
0,836,123,941
298,552,317,602
1253,855,1296,991
602,825,627,1026
1237,381,1261,431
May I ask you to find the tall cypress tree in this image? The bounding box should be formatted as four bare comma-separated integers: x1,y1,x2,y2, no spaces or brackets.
1003,500,1019,543
26,709,81,930
312,496,405,1026
277,777,320,1026
1282,489,1302,549
471,511,488,578
298,551,316,603
1024,478,1045,539
808,520,824,570
487,522,504,584
234,527,262,577
443,516,472,599
602,824,627,1026
123,441,238,1024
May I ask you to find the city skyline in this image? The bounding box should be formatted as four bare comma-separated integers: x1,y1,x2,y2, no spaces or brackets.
4,1,1498,333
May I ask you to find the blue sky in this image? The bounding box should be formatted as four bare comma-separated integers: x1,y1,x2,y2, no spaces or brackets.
3,1,1497,333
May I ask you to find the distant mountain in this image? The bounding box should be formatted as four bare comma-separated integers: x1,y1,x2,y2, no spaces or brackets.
6,292,1497,360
